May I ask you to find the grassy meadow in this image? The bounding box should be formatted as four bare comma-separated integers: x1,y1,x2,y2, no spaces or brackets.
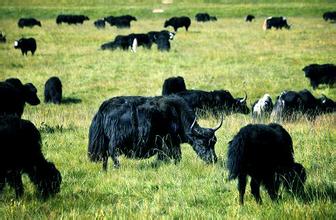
0,0,336,219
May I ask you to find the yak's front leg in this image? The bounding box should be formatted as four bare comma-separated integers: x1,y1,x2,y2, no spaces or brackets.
7,171,24,198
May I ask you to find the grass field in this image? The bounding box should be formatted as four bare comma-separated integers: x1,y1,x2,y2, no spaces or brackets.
0,0,335,219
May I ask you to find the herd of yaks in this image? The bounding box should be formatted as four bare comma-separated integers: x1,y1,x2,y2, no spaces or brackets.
0,9,336,205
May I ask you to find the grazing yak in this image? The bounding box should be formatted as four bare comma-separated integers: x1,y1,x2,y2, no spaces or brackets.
18,18,41,28
88,95,223,170
272,89,336,121
0,115,62,199
14,37,37,55
0,32,6,43
323,11,336,22
195,13,217,22
302,64,336,89
162,76,187,96
100,35,130,51
252,94,273,119
44,76,62,104
166,89,250,117
148,30,175,52
104,15,137,28
128,33,153,49
263,17,290,30
56,14,89,25
164,16,191,32
245,14,255,22
0,78,40,117
94,19,106,29
227,123,306,205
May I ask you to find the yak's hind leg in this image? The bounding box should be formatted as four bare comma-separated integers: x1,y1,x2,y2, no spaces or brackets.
238,174,247,205
7,171,24,198
108,141,120,169
250,177,262,204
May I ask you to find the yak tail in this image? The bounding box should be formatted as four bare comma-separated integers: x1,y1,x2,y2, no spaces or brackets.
88,111,107,162
227,134,245,180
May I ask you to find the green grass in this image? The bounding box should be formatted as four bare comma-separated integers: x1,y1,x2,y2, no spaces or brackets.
0,0,336,219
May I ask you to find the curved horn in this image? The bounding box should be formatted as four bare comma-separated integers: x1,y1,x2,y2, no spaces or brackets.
190,117,197,131
240,91,247,103
213,114,224,132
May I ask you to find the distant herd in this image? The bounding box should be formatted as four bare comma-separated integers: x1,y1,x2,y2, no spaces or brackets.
0,9,336,205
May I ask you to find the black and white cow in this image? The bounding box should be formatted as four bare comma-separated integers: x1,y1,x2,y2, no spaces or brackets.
18,18,41,28
245,14,255,22
302,64,336,89
94,19,106,29
251,94,273,119
195,13,217,22
323,11,336,22
14,38,37,55
164,16,191,32
263,17,290,30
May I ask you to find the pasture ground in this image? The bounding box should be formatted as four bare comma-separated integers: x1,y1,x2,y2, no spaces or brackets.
0,0,335,219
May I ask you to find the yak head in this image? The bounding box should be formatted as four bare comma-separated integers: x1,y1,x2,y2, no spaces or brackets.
164,20,170,28
187,116,223,164
23,83,40,105
214,90,250,115
319,95,336,113
281,163,306,195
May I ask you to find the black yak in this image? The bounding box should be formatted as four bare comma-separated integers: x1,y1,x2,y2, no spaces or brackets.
263,17,290,30
148,30,175,52
104,15,136,28
44,76,62,104
164,16,191,32
88,95,223,170
100,35,130,51
162,76,187,95
323,11,336,22
14,37,37,55
127,33,153,49
0,78,40,117
245,14,255,22
170,90,250,117
251,94,273,119
227,123,306,205
94,19,106,29
56,14,89,25
272,89,336,121
302,64,336,89
195,13,217,22
18,18,42,28
0,115,62,199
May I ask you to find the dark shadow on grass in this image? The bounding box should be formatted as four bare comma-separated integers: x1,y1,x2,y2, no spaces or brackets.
61,97,82,105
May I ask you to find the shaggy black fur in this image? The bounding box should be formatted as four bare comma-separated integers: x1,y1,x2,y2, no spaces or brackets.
245,14,255,22
88,95,223,170
173,90,250,117
18,18,42,28
0,78,40,117
302,64,336,89
104,15,137,28
56,14,89,25
272,89,336,121
44,76,62,104
0,115,62,199
164,16,191,32
94,19,106,29
263,17,290,30
195,13,217,22
227,123,306,205
0,32,5,43
14,37,37,55
323,11,336,22
162,76,187,95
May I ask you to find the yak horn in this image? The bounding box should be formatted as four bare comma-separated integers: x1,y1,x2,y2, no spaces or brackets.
190,117,197,131
240,91,247,103
213,114,224,132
